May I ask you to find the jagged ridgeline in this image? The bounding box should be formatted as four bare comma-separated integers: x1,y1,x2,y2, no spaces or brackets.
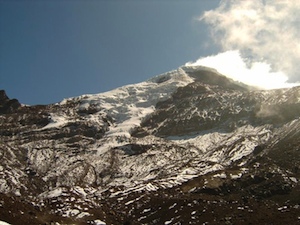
0,65,300,225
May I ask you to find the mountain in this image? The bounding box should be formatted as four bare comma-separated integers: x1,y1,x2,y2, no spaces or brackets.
0,65,300,225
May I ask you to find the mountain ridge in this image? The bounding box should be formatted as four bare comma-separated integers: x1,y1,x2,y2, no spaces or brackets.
0,65,300,224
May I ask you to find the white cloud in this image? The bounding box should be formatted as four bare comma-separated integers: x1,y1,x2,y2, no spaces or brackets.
196,0,300,88
186,50,298,89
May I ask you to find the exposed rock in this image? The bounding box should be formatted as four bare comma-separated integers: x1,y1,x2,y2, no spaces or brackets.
0,90,21,114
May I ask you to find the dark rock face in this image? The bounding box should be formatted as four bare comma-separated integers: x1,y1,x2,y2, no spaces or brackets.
0,69,300,225
133,76,300,138
0,90,21,114
0,90,9,102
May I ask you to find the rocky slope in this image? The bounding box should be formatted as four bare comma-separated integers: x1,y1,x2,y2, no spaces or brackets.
0,65,300,225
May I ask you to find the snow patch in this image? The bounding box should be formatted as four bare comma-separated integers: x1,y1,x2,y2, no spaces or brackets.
290,177,298,183
213,172,227,179
41,114,68,130
94,220,106,225
164,219,174,225
0,222,11,225
41,187,64,198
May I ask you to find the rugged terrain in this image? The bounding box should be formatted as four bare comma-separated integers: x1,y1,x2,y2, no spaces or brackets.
0,66,300,224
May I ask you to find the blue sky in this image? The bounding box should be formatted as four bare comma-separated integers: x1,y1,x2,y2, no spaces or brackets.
0,0,220,105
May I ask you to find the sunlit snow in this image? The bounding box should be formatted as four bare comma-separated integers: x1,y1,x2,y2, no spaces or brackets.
0,222,11,225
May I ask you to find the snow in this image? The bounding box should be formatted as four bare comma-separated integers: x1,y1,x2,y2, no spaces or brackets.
213,172,227,179
230,173,242,180
0,222,11,225
91,123,271,192
30,67,279,195
169,203,177,209
145,183,159,191
142,208,151,213
0,179,8,193
278,206,288,211
290,177,298,183
41,114,68,130
42,187,64,198
77,212,90,218
60,68,193,138
67,209,80,216
72,186,87,197
94,220,106,225
125,199,135,206
164,219,174,225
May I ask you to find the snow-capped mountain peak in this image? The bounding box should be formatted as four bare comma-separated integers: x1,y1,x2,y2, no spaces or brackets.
55,67,194,138
0,65,300,225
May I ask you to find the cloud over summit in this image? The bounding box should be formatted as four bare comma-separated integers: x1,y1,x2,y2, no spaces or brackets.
186,50,295,89
192,0,300,88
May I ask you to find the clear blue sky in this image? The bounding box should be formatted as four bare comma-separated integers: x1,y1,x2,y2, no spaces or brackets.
0,0,220,105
